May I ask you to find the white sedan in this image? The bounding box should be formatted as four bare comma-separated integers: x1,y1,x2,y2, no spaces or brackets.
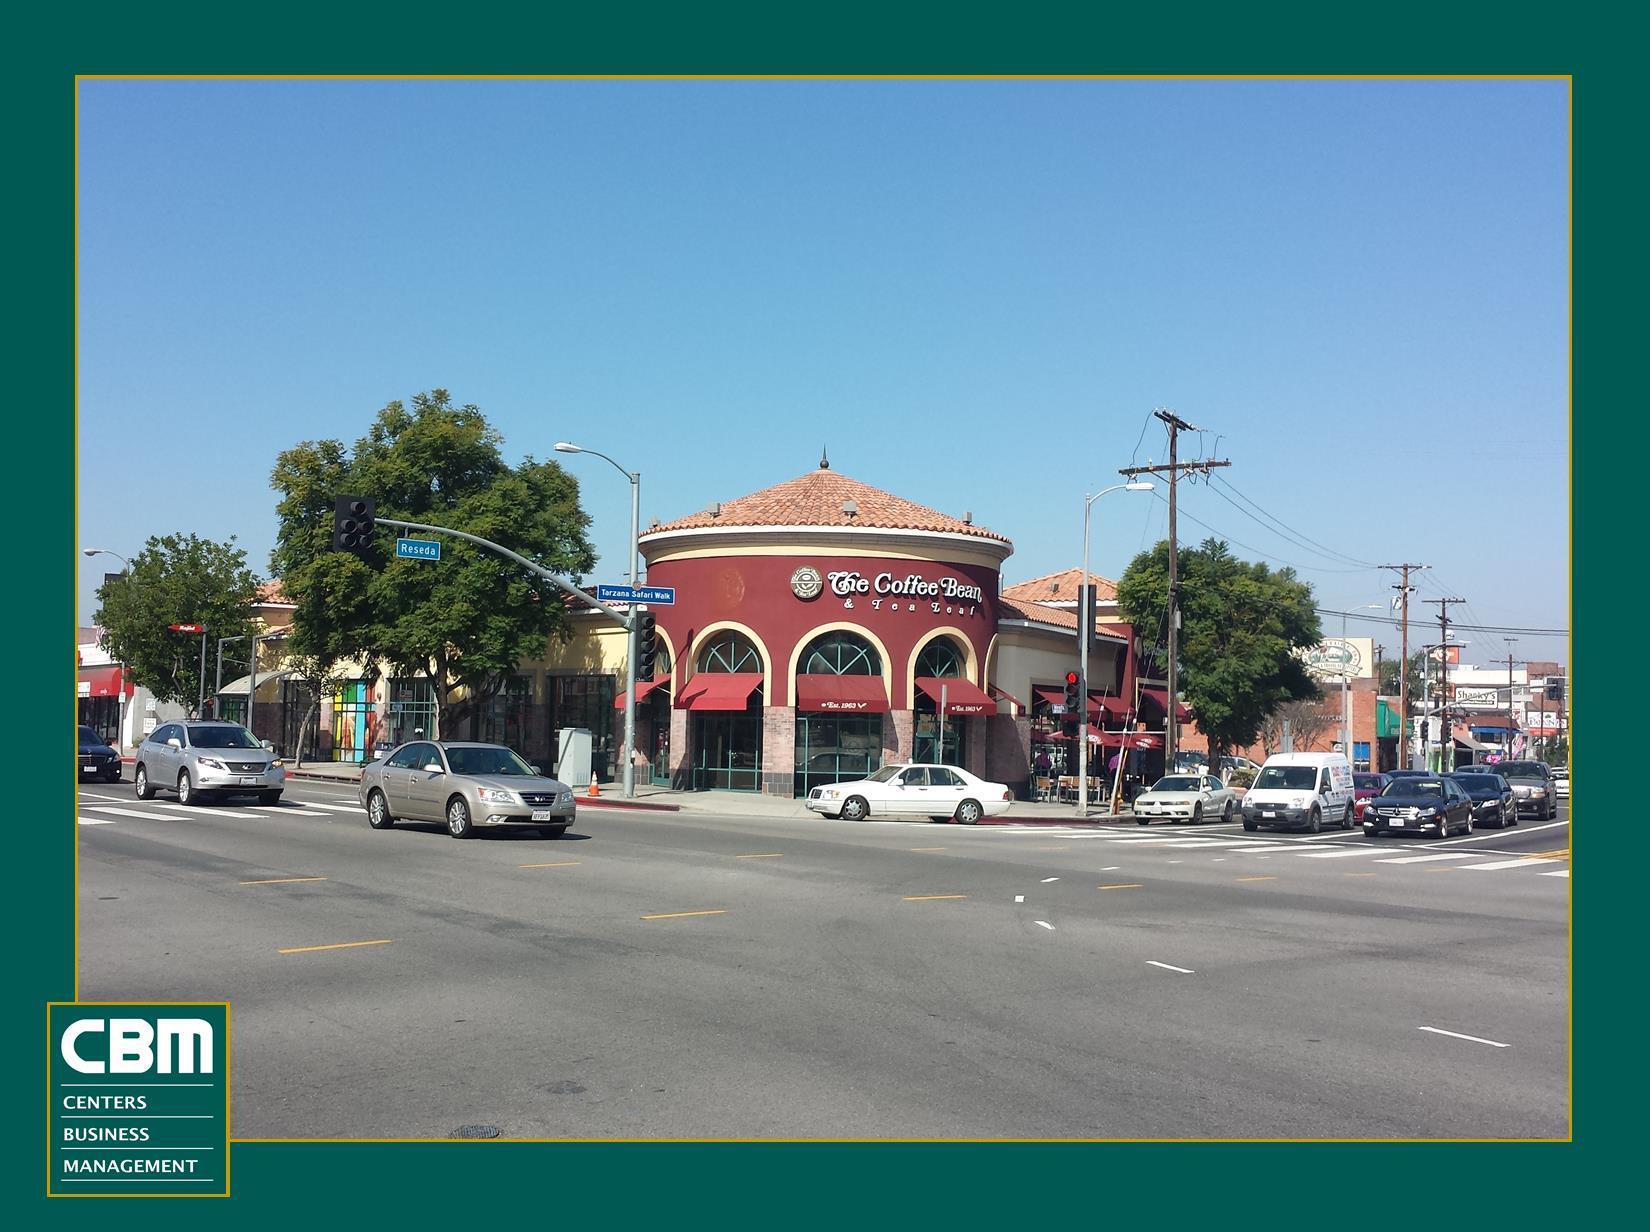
805,763,1013,825
1133,773,1240,825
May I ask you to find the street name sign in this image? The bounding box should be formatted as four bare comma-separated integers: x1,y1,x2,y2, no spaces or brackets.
595,584,676,605
395,538,441,561
167,624,205,633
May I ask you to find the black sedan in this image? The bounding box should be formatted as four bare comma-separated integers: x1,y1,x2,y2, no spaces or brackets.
1448,771,1517,829
78,725,122,782
1362,775,1474,839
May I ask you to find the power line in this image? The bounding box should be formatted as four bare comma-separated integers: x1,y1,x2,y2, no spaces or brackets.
1316,607,1566,636
1210,475,1382,569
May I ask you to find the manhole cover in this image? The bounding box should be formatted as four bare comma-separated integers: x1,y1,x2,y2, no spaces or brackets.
449,1124,500,1139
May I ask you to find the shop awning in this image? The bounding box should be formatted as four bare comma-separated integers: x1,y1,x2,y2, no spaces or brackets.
1089,693,1133,718
914,676,997,716
1139,687,1193,723
1453,730,1492,751
676,672,763,712
1097,730,1162,749
217,670,293,697
987,683,1025,715
612,678,671,709
77,665,132,698
795,674,889,714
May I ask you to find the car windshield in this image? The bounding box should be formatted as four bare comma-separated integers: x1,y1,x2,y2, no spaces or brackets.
1497,762,1546,778
1353,774,1383,789
1253,766,1316,791
1451,775,1497,790
78,726,102,744
1383,779,1444,797
189,725,260,749
445,746,537,777
1153,776,1201,791
866,766,903,783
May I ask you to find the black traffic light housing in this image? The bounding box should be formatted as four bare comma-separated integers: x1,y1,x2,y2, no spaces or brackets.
333,495,376,558
635,611,658,681
1063,669,1081,712
1544,679,1565,702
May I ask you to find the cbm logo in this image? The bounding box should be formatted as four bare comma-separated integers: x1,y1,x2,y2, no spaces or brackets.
60,1018,214,1074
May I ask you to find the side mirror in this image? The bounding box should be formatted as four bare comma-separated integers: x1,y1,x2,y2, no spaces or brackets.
167,738,182,749
531,763,547,776
423,763,444,774
262,740,274,751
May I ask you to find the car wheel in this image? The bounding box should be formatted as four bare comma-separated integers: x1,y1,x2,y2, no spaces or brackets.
840,795,869,822
258,791,282,805
134,764,155,800
1341,804,1353,830
1222,800,1233,824
955,799,984,825
1365,828,1383,839
1464,814,1474,834
366,789,395,830
1192,802,1204,824
1137,816,1150,826
1306,807,1321,834
1242,820,1258,832
177,770,198,806
446,796,474,839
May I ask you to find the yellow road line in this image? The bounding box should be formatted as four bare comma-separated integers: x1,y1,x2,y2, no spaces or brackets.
1236,876,1276,883
1097,883,1143,890
1424,868,1456,873
1530,849,1570,859
519,861,582,868
278,939,393,955
1344,872,1377,877
909,847,947,852
734,853,783,859
641,909,728,921
903,894,968,901
240,876,328,886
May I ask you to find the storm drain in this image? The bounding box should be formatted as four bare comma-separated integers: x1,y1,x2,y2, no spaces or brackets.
448,1124,501,1139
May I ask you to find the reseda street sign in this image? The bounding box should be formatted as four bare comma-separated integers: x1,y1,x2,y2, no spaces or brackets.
395,538,441,561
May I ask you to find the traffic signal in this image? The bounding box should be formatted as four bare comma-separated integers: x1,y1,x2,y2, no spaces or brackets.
1063,670,1081,712
333,495,376,558
1545,679,1565,702
635,611,658,681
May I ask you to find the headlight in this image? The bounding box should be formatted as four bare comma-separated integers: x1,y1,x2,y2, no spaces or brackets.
271,759,285,768
1292,797,1307,808
823,789,840,799
198,757,225,770
476,787,515,804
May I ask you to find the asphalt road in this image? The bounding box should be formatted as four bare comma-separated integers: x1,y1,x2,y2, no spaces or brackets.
76,778,1570,1140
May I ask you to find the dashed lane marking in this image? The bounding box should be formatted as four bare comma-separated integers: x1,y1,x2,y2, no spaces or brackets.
903,895,968,902
1236,876,1276,883
1418,1026,1509,1048
1097,884,1142,891
1459,857,1564,871
910,847,947,853
519,861,581,869
735,853,784,859
1541,870,1570,878
1040,877,1060,883
1035,920,1055,930
641,909,729,921
1147,961,1194,974
241,876,328,886
76,817,116,826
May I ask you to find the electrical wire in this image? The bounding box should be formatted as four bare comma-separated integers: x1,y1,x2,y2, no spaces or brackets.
1210,475,1382,569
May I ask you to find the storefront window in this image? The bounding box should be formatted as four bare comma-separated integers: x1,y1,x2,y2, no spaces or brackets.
692,632,764,791
331,680,374,764
699,633,762,674
801,632,879,676
386,678,435,748
794,630,883,796
913,637,966,767
476,674,534,755
551,674,617,783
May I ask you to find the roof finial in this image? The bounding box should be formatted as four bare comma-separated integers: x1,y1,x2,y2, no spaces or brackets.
820,446,830,470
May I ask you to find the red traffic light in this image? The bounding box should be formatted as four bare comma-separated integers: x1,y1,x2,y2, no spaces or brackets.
1064,671,1079,686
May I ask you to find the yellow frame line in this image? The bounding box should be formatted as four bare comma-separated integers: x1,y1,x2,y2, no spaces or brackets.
641,909,728,921
519,861,581,869
903,894,968,901
1235,876,1276,883
1097,884,1143,890
277,940,393,955
734,853,783,859
240,876,328,885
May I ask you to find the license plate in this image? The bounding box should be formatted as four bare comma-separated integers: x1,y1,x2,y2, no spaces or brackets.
1393,819,1406,828
239,776,259,786
531,809,553,821
1262,810,1275,818
82,763,96,773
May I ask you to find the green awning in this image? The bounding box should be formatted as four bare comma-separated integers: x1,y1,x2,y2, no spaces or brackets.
1377,699,1402,738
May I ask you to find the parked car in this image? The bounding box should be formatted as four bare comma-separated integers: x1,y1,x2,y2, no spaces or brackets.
1448,771,1517,829
358,741,577,838
1133,773,1239,825
1386,768,1430,778
134,720,285,805
1496,760,1559,819
804,763,1012,824
1351,772,1390,820
1362,774,1474,838
1173,752,1260,781
1552,767,1569,798
78,725,122,782
1240,752,1356,833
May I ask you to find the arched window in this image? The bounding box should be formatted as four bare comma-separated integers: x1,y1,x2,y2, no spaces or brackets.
800,631,881,676
916,638,965,679
697,631,763,674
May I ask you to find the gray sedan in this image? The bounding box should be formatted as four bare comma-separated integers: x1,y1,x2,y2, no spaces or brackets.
358,741,578,839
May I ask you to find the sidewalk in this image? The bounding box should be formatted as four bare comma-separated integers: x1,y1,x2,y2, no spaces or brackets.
278,759,1134,823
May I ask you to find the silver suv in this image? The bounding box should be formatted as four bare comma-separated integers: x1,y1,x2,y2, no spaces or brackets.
135,720,286,806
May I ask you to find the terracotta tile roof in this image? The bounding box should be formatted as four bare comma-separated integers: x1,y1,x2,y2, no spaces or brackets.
998,598,1132,642
257,581,294,605
642,467,1009,544
1001,568,1117,604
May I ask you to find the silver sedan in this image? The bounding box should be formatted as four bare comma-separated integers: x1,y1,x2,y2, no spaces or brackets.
358,741,578,839
1133,774,1240,825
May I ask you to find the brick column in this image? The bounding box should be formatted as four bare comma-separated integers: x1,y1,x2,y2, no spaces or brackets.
669,706,692,790
886,709,914,763
965,713,988,775
762,706,796,796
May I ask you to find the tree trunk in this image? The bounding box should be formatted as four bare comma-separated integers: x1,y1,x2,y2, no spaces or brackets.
294,696,320,767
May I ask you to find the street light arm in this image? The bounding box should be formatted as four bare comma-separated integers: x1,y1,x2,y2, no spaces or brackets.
556,441,636,483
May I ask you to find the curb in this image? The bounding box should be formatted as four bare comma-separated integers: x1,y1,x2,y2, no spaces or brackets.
577,796,682,812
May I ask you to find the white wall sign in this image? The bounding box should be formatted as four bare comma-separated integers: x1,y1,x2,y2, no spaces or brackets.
1454,687,1501,707
1304,637,1374,680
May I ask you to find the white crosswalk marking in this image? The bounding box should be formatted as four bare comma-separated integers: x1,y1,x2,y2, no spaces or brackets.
1459,857,1564,871
76,816,115,825
197,809,264,819
1227,845,1302,852
251,804,349,814
1376,853,1476,864
1541,870,1570,878
80,805,191,822
1297,848,1382,859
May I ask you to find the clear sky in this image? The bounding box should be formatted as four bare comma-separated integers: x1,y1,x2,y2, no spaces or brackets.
76,78,1569,667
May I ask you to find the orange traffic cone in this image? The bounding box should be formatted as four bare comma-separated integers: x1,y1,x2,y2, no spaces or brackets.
587,771,600,798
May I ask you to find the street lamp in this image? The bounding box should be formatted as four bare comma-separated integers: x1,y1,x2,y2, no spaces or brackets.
555,441,642,799
1341,604,1383,764
83,548,133,750
1077,482,1154,816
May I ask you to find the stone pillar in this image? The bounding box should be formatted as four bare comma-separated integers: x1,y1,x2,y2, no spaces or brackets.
966,712,988,776
762,705,796,797
886,709,914,763
670,706,693,790
986,714,1033,799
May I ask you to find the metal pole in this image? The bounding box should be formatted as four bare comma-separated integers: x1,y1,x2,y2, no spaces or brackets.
1078,492,1091,815
1340,612,1350,758
1165,425,1179,769
623,471,640,798
197,630,208,718
939,684,948,762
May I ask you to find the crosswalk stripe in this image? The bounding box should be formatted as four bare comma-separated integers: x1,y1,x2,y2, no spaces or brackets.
250,804,348,815
81,805,191,821
1227,845,1302,852
1375,853,1476,864
200,809,263,819
1459,857,1564,871
77,816,115,825
1541,870,1570,878
1297,848,1381,859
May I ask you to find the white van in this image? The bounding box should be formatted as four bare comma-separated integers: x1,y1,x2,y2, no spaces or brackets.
1240,751,1355,833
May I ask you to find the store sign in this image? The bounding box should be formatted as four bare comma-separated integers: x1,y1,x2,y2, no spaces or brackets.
1303,637,1373,680
816,699,873,711
804,568,984,615
1454,687,1501,707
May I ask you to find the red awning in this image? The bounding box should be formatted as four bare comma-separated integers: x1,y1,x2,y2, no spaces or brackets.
1088,693,1133,718
1033,686,1066,707
795,674,889,714
1096,730,1162,749
1139,687,1193,723
77,665,131,698
676,673,763,712
914,676,997,716
612,678,671,709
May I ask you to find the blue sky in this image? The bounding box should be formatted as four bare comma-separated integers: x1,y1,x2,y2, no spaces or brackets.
76,78,1568,666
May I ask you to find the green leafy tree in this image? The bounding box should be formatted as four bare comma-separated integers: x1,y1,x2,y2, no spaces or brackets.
1118,537,1323,767
270,390,597,736
92,535,260,710
1377,651,1427,709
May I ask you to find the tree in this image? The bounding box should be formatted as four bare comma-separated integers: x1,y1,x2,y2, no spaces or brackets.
1377,651,1427,709
92,534,260,710
1117,537,1322,767
1258,698,1337,758
270,390,597,736
277,650,357,767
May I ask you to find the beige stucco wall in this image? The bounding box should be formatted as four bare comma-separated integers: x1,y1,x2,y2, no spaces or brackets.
990,626,1124,705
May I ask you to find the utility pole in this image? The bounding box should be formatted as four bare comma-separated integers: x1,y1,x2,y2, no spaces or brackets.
1373,642,1385,770
1503,639,1519,762
1424,597,1466,771
1379,563,1429,768
1120,410,1230,769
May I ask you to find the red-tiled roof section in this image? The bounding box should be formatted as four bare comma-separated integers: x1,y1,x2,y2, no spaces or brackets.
642,468,1010,543
997,598,1132,641
1001,568,1117,604
257,581,295,605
